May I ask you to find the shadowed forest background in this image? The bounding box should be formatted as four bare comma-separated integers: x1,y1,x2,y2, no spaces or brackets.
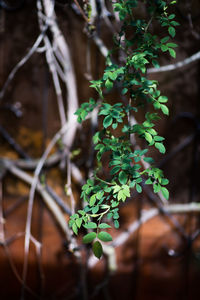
0,0,200,299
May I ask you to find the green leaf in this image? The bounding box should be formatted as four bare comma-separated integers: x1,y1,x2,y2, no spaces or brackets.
166,43,178,48
152,60,160,69
168,14,175,20
161,187,169,200
92,241,103,259
84,222,97,229
92,205,99,214
83,232,97,244
113,185,121,194
114,220,120,229
122,88,128,95
105,79,113,90
103,115,113,128
145,178,152,185
160,104,169,115
99,223,112,229
143,157,154,163
112,123,118,129
161,36,170,43
119,171,128,184
158,96,168,103
72,223,78,235
161,44,168,52
155,142,166,154
118,190,126,201
110,165,121,175
76,218,82,228
161,178,169,185
154,136,165,142
89,194,96,206
122,185,130,197
98,231,113,242
145,132,152,143
153,183,161,193
168,48,176,58
168,26,176,37
136,184,142,193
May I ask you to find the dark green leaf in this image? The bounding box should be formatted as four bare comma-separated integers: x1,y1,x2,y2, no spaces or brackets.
83,232,97,244
103,115,113,128
84,222,97,229
99,223,112,229
98,231,113,242
92,241,103,259
161,187,169,200
105,79,113,90
168,26,176,37
119,171,128,184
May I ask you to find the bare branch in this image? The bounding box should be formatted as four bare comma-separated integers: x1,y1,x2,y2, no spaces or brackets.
0,29,47,100
148,51,200,73
88,202,200,268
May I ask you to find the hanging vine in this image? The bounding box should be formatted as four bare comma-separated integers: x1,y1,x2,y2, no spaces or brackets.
69,0,179,259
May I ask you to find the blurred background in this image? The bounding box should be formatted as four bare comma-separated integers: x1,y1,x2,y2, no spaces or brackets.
0,0,200,299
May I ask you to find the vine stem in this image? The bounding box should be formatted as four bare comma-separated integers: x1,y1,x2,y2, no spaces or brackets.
88,202,200,269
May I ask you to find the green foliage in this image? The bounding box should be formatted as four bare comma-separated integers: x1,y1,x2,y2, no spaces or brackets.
69,0,179,258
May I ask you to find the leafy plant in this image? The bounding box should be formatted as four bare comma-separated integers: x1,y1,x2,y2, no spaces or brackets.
69,0,179,259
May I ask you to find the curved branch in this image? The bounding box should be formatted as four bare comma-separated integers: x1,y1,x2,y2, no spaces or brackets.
148,51,200,73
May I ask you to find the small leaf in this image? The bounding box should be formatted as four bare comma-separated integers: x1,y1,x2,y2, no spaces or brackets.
83,232,97,244
153,183,161,193
119,170,128,184
168,26,176,37
114,220,120,229
118,190,126,201
103,115,113,128
166,42,178,48
161,187,169,200
168,48,176,58
72,223,78,235
155,142,166,154
161,36,170,43
161,178,169,185
158,96,168,103
105,79,113,90
98,231,113,242
112,123,118,129
168,14,175,20
145,178,153,185
136,184,142,193
92,241,103,259
161,44,168,52
84,222,97,229
89,194,96,206
99,223,112,229
76,218,82,228
122,88,128,95
160,104,169,115
92,205,99,214
145,132,152,143
110,165,121,175
152,60,160,68
113,185,121,193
